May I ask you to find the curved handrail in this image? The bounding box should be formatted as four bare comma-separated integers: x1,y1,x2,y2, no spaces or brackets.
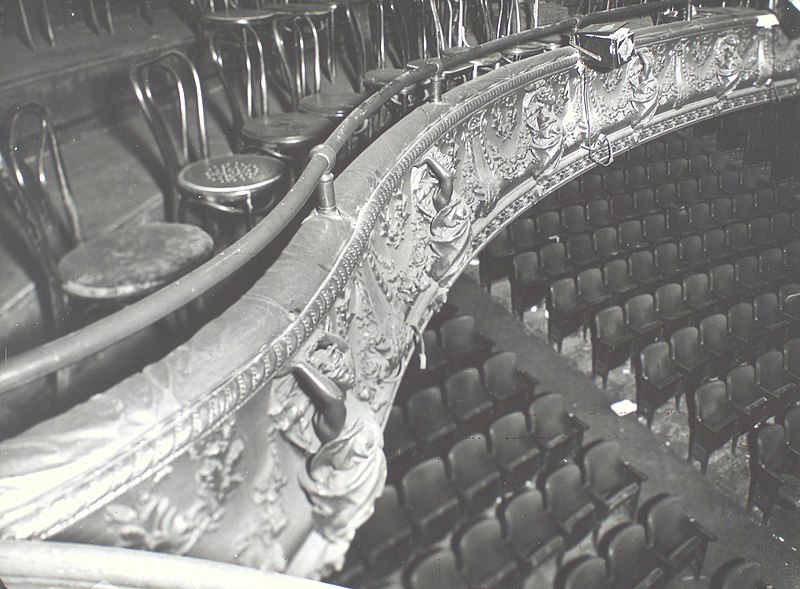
0,539,344,589
0,0,691,395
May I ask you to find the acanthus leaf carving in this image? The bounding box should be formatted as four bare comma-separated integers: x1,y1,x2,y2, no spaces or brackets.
104,418,244,555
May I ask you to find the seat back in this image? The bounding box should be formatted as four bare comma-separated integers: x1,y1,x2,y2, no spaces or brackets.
559,556,610,589
536,211,561,241
629,250,656,279
655,282,685,316
718,559,766,589
643,494,691,555
208,24,272,136
654,242,681,275
453,517,512,582
711,197,733,224
733,193,755,219
544,463,586,523
682,273,711,308
567,234,595,264
784,405,800,455
401,457,454,513
130,49,211,221
689,203,711,228
577,268,605,300
618,219,643,249
754,292,781,325
605,523,652,588
528,392,567,439
643,213,667,240
512,251,542,283
785,241,800,266
726,364,758,408
735,257,761,284
482,351,520,394
562,205,587,235
445,366,484,405
489,412,530,458
709,264,735,295
586,199,611,227
271,14,333,105
625,294,657,328
641,341,672,382
634,188,657,213
550,277,579,311
440,315,477,355
484,228,514,256
704,228,726,256
448,434,493,485
728,302,755,337
756,424,787,474
582,439,624,496
595,307,626,341
758,248,785,276
407,549,466,589
593,227,619,257
725,222,750,251
670,326,702,365
749,216,772,244
1,104,78,335
699,313,728,348
695,380,729,423
755,350,786,393
656,182,678,208
541,242,569,274
603,259,630,290
510,217,537,251
785,337,800,378
679,235,704,265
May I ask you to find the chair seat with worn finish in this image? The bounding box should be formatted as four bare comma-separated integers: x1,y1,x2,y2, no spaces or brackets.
299,91,368,119
59,223,214,300
178,154,285,198
241,113,332,148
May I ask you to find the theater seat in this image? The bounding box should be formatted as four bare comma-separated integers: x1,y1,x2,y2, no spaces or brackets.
599,523,667,589
591,307,635,387
453,517,522,589
636,341,683,428
352,486,415,575
401,458,461,543
579,439,647,519
499,488,565,567
447,434,502,514
541,463,598,548
527,392,588,464
489,412,542,488
689,381,737,474
406,548,467,589
482,351,538,412
444,368,495,432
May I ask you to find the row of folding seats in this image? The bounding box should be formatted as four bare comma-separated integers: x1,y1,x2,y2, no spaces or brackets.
507,187,799,260
490,207,800,299
386,350,539,479
543,241,800,355
555,492,714,589
689,344,800,475
747,412,800,524
348,439,652,589
594,276,800,386
636,294,800,430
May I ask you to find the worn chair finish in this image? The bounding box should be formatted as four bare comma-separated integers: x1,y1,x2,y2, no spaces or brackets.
479,228,515,292
541,463,598,548
208,25,331,176
482,351,538,412
499,489,565,568
698,313,739,378
689,381,737,474
746,424,800,523
488,412,541,487
447,434,502,514
453,517,522,589
547,278,589,353
130,50,285,230
598,523,666,589
636,341,683,427
1,103,214,350
591,307,635,387
580,439,646,519
444,368,495,432
638,493,716,580
401,458,461,542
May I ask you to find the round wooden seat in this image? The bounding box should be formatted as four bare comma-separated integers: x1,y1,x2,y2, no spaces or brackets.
59,223,214,300
241,113,332,149
501,41,546,60
178,154,284,196
298,92,367,119
406,57,473,78
199,5,332,26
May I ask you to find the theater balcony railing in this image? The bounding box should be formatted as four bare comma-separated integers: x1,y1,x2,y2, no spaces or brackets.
2,2,800,583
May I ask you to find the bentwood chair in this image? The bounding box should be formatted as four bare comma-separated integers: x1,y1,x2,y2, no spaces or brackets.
208,25,332,178
272,15,368,123
130,50,286,232
0,103,214,336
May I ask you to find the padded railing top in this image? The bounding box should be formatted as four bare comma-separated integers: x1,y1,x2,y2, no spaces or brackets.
0,0,692,397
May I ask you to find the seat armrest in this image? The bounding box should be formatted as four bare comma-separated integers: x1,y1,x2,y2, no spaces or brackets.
622,460,648,483
744,397,769,412
688,517,717,542
569,413,590,432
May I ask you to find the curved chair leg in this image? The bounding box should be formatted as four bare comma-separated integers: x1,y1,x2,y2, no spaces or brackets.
17,0,37,49
40,0,55,46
